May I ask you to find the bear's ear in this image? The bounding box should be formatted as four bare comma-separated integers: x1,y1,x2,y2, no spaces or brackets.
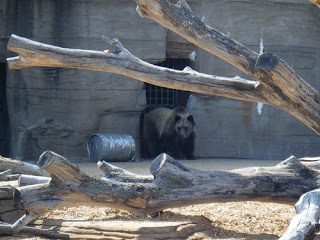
175,115,181,122
187,115,195,125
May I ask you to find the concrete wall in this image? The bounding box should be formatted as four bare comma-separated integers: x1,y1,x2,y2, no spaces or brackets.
186,0,320,159
0,0,319,161
1,0,167,160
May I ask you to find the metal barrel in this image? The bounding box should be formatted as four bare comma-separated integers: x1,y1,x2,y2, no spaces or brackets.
87,133,135,162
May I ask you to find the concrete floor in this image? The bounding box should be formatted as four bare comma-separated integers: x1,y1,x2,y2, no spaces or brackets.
75,158,282,177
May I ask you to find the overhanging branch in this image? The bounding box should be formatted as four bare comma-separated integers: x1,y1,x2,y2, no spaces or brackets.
135,0,320,135
6,34,261,103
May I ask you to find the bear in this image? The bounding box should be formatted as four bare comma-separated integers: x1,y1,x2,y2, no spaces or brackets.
142,106,196,159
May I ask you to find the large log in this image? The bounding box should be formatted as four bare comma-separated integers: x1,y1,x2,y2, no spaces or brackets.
280,189,320,240
6,34,260,103
10,151,320,233
0,156,43,176
6,32,320,135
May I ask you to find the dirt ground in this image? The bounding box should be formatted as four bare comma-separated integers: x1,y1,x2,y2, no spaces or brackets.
2,159,318,239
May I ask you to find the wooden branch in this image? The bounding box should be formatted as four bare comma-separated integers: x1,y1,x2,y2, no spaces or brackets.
10,151,320,232
18,174,51,187
0,169,12,181
310,0,320,8
135,0,320,135
97,160,153,183
0,221,69,239
6,34,261,104
0,156,43,176
280,189,320,240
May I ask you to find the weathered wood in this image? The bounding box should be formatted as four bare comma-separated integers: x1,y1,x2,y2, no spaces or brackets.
280,189,320,240
6,34,261,104
135,0,320,135
0,169,12,181
10,151,320,233
310,0,320,8
97,160,153,183
6,32,320,135
0,156,43,176
0,221,69,239
18,174,51,187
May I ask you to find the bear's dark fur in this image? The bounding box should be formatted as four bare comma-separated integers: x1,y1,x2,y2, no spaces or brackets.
142,106,195,159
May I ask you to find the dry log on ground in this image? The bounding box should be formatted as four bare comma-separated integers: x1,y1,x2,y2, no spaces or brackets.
0,221,69,239
280,189,320,240
8,151,320,234
0,156,43,176
29,219,212,240
0,170,12,181
18,174,51,187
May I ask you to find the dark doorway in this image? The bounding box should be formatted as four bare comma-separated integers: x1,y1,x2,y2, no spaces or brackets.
0,63,10,157
140,58,191,157
143,58,191,113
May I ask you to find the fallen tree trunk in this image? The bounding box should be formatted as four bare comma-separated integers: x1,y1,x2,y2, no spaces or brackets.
135,0,320,135
18,174,51,187
29,219,212,240
0,156,43,176
280,189,320,240
0,221,69,239
9,151,320,233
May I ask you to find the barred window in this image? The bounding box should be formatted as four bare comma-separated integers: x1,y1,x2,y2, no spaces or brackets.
143,58,191,113
140,58,191,157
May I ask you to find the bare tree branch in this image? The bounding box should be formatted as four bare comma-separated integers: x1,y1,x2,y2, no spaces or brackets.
7,34,261,104
6,33,320,135
135,0,320,135
310,0,320,8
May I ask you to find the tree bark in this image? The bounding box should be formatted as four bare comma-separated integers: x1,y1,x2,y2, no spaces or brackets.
280,189,320,240
6,32,320,135
6,34,260,103
10,151,320,233
135,0,320,135
310,0,320,8
0,156,43,176
0,221,69,239
18,175,51,187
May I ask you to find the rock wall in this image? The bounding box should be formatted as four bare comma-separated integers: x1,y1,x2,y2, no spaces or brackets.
1,0,319,161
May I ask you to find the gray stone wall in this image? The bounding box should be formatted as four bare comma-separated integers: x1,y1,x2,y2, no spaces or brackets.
0,0,319,161
186,0,320,159
1,0,167,160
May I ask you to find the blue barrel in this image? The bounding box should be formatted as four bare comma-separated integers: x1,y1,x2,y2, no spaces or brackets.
87,133,135,162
